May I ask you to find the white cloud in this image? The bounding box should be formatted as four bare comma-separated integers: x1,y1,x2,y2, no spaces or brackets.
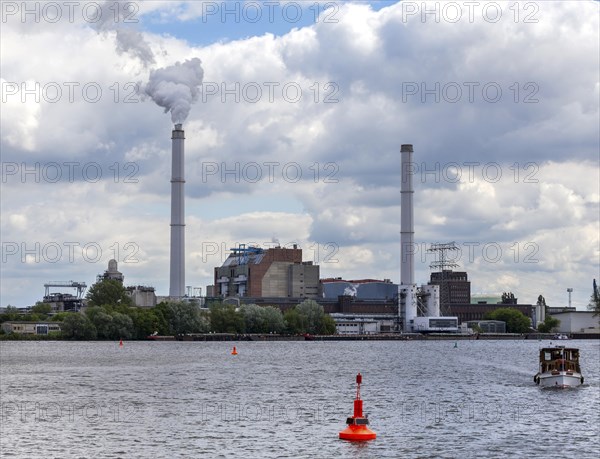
1,1,598,310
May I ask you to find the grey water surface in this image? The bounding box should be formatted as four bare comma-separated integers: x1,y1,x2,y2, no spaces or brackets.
1,339,598,458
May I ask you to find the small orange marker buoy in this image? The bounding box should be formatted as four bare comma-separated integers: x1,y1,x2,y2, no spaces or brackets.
339,372,376,441
119,339,123,348
231,346,238,355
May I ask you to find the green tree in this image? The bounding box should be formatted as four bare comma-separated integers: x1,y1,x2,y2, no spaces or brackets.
484,307,531,333
296,299,326,334
128,307,169,339
261,306,285,334
239,304,265,333
31,302,52,315
501,292,516,304
88,309,115,339
111,312,134,339
85,305,135,339
537,315,560,333
25,313,47,322
4,305,19,315
587,279,600,317
320,313,337,335
153,303,173,335
164,301,209,335
84,306,104,323
284,308,306,334
209,303,244,333
0,305,20,323
61,313,97,340
51,312,70,322
86,279,131,308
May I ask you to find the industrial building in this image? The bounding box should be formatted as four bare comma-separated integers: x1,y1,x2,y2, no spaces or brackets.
214,245,320,299
127,285,157,308
210,144,463,334
92,259,156,307
428,270,471,305
97,259,124,284
96,259,157,308
1,321,62,335
549,311,600,336
333,318,383,335
42,281,87,312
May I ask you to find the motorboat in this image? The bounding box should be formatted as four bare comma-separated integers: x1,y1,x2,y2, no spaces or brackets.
534,346,583,388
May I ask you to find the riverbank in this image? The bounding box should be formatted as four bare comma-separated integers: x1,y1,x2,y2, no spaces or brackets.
155,332,600,341
2,332,597,341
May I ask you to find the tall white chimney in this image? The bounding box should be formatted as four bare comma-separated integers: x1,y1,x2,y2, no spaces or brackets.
400,144,415,285
399,144,453,332
169,123,185,297
400,144,418,332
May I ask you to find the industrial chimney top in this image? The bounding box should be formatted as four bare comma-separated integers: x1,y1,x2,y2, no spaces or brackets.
401,144,413,152
172,124,185,140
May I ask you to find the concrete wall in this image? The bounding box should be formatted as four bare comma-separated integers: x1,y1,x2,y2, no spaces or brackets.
261,262,289,297
288,263,320,298
551,312,600,334
129,288,157,308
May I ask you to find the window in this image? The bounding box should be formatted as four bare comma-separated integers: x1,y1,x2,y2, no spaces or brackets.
429,318,457,328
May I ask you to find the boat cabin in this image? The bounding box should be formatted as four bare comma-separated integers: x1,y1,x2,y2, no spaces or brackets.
539,347,581,374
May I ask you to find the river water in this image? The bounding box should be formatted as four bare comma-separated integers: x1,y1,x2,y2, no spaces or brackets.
1,339,598,458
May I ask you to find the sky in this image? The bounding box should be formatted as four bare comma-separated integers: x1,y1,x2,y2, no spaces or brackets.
1,1,599,310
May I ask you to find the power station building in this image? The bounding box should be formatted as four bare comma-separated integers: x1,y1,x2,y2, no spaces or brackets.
428,270,471,305
97,259,124,284
214,245,320,299
97,260,157,308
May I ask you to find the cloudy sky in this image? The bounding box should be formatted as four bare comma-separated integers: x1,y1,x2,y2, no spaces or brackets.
1,1,598,309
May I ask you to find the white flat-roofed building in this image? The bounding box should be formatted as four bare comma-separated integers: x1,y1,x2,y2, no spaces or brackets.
334,319,380,335
550,311,600,335
1,321,62,335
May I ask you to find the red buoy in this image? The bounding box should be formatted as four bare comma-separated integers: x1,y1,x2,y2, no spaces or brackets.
231,346,238,355
119,339,123,348
339,372,377,441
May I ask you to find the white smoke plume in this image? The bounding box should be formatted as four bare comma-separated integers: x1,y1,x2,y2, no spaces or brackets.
144,58,204,124
90,2,204,123
344,284,358,297
93,1,155,66
111,27,155,65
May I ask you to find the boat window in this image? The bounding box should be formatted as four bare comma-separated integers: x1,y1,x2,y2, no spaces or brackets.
544,351,551,361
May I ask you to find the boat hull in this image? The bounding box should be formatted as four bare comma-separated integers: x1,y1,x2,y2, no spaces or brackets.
538,372,583,388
